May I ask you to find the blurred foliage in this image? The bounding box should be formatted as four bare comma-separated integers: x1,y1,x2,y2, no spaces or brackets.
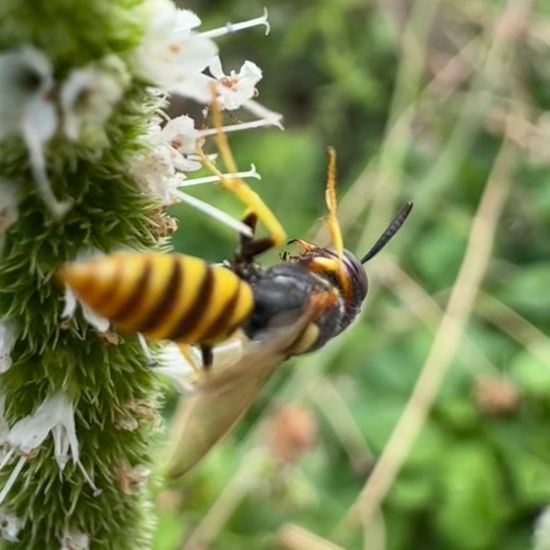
155,1,550,549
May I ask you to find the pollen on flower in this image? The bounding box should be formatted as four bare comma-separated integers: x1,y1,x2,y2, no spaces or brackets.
209,57,263,110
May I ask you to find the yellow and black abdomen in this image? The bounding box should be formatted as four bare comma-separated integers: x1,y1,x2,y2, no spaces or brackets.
61,252,254,345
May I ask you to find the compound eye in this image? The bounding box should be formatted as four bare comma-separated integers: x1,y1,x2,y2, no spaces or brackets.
343,251,368,301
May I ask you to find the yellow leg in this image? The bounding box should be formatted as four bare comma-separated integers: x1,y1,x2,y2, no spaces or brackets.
323,148,349,294
178,344,202,377
198,95,286,252
325,147,344,260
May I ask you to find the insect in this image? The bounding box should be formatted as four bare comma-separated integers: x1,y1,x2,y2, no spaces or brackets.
60,101,412,476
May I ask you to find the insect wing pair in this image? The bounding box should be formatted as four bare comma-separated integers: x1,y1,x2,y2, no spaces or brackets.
164,304,319,478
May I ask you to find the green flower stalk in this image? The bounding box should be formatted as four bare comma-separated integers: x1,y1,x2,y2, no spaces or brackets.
0,1,280,547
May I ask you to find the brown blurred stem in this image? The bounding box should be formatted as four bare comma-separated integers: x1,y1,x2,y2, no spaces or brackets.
338,112,518,533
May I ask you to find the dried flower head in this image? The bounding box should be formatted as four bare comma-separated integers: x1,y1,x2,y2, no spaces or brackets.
474,375,520,415
264,405,318,464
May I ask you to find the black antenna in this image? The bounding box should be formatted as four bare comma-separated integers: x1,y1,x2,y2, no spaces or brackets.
360,202,413,264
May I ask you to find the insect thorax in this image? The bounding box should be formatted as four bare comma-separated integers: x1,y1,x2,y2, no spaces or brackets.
241,262,348,353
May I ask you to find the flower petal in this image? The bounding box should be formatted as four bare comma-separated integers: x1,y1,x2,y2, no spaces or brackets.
0,511,21,543
81,303,110,333
60,56,129,142
0,323,17,374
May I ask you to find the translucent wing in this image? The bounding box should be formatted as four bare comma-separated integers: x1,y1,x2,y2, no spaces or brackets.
164,306,316,479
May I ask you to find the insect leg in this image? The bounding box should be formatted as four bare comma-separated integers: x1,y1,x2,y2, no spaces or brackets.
200,345,213,370
198,98,286,259
239,211,258,243
177,344,202,377
324,147,344,260
323,148,351,294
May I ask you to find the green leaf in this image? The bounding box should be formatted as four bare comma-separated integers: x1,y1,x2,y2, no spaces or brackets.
388,471,434,510
435,444,507,549
496,263,550,316
504,446,550,507
509,350,550,398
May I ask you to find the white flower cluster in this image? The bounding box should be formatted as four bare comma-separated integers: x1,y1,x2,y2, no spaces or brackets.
129,0,282,234
0,0,282,520
61,3,282,341
0,393,100,510
0,1,279,231
0,49,130,220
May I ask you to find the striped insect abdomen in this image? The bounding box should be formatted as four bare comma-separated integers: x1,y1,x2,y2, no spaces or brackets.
61,252,254,345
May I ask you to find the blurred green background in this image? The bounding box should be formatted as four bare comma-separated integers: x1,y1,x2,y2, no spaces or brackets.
154,1,550,549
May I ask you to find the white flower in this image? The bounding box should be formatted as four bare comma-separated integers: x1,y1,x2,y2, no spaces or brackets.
130,115,259,235
62,284,110,333
0,181,20,245
133,1,280,124
0,511,21,543
155,343,197,394
129,115,200,205
0,47,55,141
7,393,77,467
151,115,203,173
0,322,17,374
129,140,181,205
535,507,550,550
141,114,274,185
155,339,244,392
60,528,89,550
0,46,70,219
209,57,262,110
61,250,110,333
0,392,100,506
134,0,217,99
60,55,130,141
